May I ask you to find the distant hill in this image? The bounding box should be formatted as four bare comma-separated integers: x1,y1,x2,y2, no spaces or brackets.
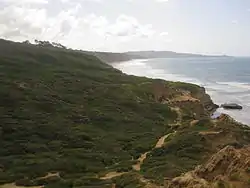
18,40,229,63
126,51,206,59
85,50,229,63
82,51,143,63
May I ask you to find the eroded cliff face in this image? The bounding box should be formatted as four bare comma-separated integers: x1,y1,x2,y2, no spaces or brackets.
153,82,218,120
150,81,250,188
193,87,219,114
165,146,250,188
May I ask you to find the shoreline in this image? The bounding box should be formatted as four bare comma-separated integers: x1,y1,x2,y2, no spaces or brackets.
111,59,249,126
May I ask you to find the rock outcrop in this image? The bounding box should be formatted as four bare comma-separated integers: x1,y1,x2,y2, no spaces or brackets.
193,87,219,114
165,146,250,188
152,82,218,120
221,103,243,110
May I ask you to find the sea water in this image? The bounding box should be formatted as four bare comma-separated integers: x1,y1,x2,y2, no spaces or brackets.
113,57,250,125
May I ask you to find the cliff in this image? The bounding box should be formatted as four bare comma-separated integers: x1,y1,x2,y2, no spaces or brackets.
83,51,143,63
91,51,230,64
165,145,250,188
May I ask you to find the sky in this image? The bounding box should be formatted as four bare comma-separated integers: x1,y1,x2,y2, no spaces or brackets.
0,0,250,56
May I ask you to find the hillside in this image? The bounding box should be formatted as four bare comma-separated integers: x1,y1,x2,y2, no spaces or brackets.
0,39,249,188
166,145,250,188
125,51,206,59
84,51,207,63
83,51,143,63
16,40,228,64
87,51,228,63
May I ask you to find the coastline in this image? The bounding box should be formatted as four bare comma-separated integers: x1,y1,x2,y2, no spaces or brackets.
111,59,249,126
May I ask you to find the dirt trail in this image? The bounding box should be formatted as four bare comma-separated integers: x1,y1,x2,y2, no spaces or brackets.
0,173,60,188
36,172,60,180
132,131,176,172
0,184,42,188
190,120,199,126
155,132,176,149
100,130,177,179
132,151,150,171
100,172,127,180
138,175,164,188
100,106,182,180
199,131,222,136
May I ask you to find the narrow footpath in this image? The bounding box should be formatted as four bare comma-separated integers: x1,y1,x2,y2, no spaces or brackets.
132,131,176,172
99,131,177,180
99,106,182,181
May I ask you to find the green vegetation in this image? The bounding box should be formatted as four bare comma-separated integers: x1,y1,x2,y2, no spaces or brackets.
0,39,177,187
229,172,241,181
141,117,250,184
113,173,145,188
0,39,250,188
190,119,212,131
141,131,210,183
246,167,250,173
168,81,201,95
215,180,226,188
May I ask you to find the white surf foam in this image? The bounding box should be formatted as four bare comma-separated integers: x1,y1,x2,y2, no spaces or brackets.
216,81,250,91
113,59,250,125
113,59,202,85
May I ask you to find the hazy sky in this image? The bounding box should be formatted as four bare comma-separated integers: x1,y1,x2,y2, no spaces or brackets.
0,0,250,56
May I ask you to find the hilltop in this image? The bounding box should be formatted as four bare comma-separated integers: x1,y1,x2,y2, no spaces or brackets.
88,51,206,63
0,39,249,188
91,51,229,63
17,40,230,63
83,51,143,64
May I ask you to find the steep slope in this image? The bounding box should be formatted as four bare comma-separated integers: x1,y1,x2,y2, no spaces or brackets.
165,145,250,188
83,51,143,63
0,39,182,187
0,39,249,188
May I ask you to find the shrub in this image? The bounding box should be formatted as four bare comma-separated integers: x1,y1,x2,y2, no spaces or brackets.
246,167,250,173
229,172,241,181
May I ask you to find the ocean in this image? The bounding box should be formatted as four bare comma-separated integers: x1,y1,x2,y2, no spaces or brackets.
113,57,250,125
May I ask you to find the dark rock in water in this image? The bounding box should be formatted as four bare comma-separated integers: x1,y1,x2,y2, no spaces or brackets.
221,103,243,110
215,104,220,108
